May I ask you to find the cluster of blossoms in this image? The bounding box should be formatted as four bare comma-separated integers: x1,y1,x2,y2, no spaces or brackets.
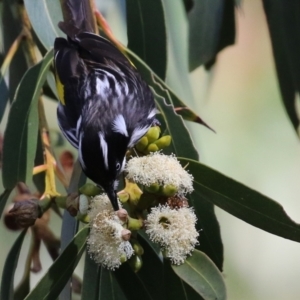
86,152,199,270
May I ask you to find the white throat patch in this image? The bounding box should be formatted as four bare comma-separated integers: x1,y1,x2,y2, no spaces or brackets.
112,115,128,137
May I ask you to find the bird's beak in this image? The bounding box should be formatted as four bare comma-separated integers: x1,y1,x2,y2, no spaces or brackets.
105,183,119,211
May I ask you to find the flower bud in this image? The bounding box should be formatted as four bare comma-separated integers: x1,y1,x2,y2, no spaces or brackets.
121,229,131,241
153,135,171,149
120,254,128,263
117,209,128,222
79,194,90,215
9,198,41,228
135,136,148,152
131,240,144,256
144,183,160,193
146,143,159,153
128,255,143,273
79,183,102,196
127,217,143,231
146,126,160,143
161,184,178,197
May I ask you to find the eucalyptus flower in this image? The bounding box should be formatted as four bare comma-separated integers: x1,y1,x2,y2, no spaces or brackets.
145,205,199,265
87,194,134,270
125,152,194,196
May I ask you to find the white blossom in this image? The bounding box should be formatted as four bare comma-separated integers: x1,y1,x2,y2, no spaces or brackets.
87,194,133,270
125,152,194,196
145,205,199,265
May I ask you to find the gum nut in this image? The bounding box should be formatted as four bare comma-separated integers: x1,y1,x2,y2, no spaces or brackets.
146,126,160,143
153,135,171,149
146,143,159,153
162,184,178,197
128,255,143,272
132,241,144,256
135,136,148,152
145,183,160,193
79,183,102,196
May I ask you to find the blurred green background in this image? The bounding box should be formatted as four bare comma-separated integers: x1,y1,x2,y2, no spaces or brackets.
1,0,300,299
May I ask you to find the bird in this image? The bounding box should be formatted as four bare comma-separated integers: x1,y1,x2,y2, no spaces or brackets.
54,22,157,211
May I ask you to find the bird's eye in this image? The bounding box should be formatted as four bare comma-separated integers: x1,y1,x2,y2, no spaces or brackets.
116,163,121,171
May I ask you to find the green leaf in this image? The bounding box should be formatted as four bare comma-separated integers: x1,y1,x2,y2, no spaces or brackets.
155,95,199,160
81,254,101,300
99,267,127,300
2,0,28,103
24,226,89,300
172,250,226,300
189,194,223,271
188,0,235,71
0,229,27,300
126,48,212,128
262,1,300,133
0,76,9,123
126,0,167,80
114,263,154,300
0,189,12,218
2,50,53,189
164,259,204,300
181,158,300,242
82,254,127,300
24,0,63,50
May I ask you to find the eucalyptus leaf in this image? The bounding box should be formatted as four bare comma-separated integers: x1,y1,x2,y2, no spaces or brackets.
164,259,204,300
99,267,127,300
0,77,9,123
0,189,12,218
172,250,226,300
24,0,63,50
189,194,223,271
126,0,167,80
188,0,235,71
181,158,300,242
155,94,199,160
262,0,300,133
2,50,54,189
0,229,27,300
2,0,28,103
114,263,154,300
24,226,89,300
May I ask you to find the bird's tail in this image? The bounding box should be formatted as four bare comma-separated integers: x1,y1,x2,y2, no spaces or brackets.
59,0,97,38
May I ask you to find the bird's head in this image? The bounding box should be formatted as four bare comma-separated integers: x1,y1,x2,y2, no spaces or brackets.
78,128,127,211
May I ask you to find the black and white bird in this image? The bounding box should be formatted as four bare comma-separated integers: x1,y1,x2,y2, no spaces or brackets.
54,23,157,211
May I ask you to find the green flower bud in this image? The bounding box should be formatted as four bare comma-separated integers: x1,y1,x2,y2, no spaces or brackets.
161,184,178,197
120,254,128,264
76,213,90,223
145,183,160,193
131,240,144,256
146,143,159,153
146,126,160,143
153,135,171,149
127,216,143,231
117,190,129,203
135,136,148,152
128,255,143,273
79,183,102,196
